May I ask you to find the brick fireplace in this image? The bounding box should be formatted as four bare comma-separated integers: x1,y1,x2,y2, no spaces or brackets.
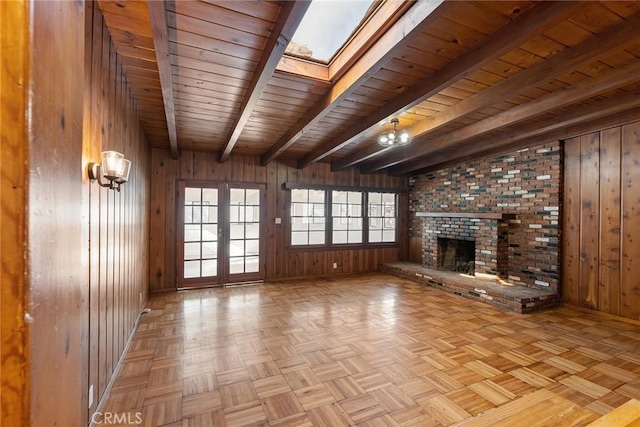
438,237,475,275
418,212,513,279
409,142,561,292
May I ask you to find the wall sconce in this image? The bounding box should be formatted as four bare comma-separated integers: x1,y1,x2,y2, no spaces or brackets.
88,151,131,191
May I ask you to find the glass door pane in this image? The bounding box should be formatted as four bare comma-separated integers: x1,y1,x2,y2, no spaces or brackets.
228,187,261,277
178,182,264,287
180,185,220,287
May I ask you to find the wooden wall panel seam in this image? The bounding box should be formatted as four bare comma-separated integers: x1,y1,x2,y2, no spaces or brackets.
563,119,640,321
621,121,640,320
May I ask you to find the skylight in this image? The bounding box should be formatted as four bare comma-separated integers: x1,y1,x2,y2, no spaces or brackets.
286,0,376,64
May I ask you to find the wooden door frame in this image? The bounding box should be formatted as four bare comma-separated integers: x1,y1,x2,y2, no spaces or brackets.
176,180,267,288
223,183,267,284
176,180,223,289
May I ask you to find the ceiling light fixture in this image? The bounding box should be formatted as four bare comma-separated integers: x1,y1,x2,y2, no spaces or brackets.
87,151,131,191
377,118,412,147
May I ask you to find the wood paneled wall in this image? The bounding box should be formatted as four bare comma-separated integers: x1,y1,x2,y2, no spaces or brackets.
1,1,150,426
83,1,151,421
563,120,640,320
149,149,408,291
1,1,29,425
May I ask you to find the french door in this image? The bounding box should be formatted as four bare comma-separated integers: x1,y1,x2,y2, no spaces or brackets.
177,181,266,288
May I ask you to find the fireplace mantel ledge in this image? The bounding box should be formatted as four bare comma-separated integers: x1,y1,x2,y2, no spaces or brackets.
416,211,516,220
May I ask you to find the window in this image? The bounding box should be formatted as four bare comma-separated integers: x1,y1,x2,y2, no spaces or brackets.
289,186,398,247
291,189,326,246
368,192,396,243
332,191,363,244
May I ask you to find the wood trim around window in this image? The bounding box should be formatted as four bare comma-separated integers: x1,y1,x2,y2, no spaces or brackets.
283,182,406,193
285,185,400,250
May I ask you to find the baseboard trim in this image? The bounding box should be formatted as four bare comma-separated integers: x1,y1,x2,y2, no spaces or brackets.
88,303,149,427
562,303,640,326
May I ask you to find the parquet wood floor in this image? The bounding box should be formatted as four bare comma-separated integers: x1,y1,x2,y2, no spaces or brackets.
101,274,640,426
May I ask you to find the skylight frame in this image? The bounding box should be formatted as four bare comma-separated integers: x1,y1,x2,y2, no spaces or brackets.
284,0,380,66
277,0,411,82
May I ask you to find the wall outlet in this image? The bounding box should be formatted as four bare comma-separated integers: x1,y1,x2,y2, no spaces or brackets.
275,217,282,224
88,384,94,408
333,262,337,269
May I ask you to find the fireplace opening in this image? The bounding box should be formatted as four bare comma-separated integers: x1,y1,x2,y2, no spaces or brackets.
438,237,475,275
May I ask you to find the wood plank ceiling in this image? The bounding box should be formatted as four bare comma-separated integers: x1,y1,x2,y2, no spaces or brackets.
98,0,640,176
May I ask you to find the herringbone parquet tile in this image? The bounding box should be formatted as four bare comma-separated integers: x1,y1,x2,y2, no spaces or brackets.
101,274,640,426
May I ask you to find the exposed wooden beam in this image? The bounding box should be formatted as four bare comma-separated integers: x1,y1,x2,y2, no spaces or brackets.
148,0,178,159
363,59,640,172
332,143,393,171
389,91,640,175
300,1,578,169
336,6,640,172
218,1,310,163
401,105,640,177
260,0,446,166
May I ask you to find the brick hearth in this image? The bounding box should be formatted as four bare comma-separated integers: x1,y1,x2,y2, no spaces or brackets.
381,262,559,313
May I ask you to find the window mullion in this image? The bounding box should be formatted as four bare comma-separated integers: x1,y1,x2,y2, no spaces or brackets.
326,190,332,246
364,192,369,245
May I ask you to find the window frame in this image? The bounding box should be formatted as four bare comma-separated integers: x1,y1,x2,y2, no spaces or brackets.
367,191,398,244
331,189,364,245
285,183,401,250
290,188,329,248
